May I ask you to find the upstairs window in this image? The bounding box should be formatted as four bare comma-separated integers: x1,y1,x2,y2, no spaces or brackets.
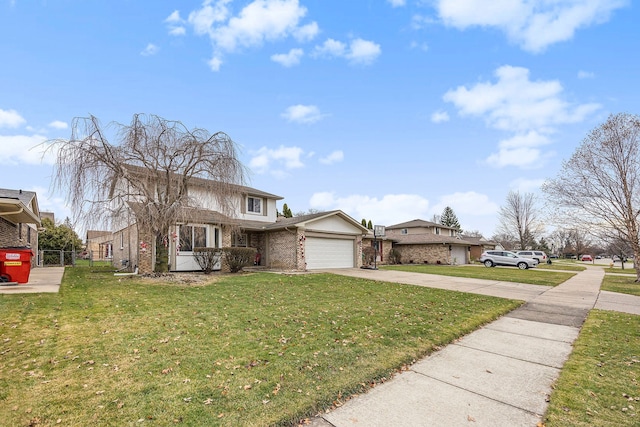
247,197,262,214
435,227,441,235
401,228,408,235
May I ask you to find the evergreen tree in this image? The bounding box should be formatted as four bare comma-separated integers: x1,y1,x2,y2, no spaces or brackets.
361,219,367,227
367,220,373,230
282,203,293,218
440,206,462,231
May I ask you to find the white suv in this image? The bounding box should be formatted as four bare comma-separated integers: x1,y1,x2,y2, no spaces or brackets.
479,251,538,269
516,250,548,264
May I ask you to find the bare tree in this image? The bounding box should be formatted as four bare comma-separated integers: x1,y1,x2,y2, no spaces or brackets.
496,191,543,250
49,113,246,272
544,113,640,281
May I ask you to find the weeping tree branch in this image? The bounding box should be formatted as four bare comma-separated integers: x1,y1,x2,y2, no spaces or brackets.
47,113,247,271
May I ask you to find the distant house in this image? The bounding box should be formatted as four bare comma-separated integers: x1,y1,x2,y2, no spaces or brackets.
0,188,41,267
384,219,472,265
85,230,113,260
461,235,499,261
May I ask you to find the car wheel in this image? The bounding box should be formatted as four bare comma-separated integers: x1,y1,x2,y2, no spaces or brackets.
517,262,528,270
483,260,494,268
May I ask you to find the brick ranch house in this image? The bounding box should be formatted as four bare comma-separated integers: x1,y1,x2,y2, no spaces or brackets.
110,174,369,273
0,188,41,268
378,219,475,265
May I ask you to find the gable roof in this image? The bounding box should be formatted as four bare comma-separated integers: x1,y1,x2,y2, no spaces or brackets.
121,164,283,201
239,210,369,233
0,188,41,225
386,218,458,231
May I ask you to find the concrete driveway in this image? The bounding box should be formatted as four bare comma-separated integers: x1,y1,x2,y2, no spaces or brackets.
0,267,64,294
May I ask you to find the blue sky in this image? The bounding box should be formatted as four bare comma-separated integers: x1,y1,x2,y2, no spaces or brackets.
1,0,636,236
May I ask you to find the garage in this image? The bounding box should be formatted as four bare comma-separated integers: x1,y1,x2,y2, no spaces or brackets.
451,245,467,265
305,237,355,269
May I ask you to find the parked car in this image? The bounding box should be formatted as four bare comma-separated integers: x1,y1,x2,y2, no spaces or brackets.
516,250,548,263
479,251,538,269
581,255,593,262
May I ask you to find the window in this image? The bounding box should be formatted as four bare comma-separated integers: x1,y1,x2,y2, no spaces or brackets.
27,227,31,244
247,197,262,214
232,232,247,247
401,228,408,235
120,232,124,249
435,227,441,235
179,225,207,251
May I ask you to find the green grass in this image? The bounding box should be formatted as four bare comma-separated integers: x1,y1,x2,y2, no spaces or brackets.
73,259,114,268
544,310,640,426
381,264,575,287
604,268,637,275
0,268,521,426
601,274,640,297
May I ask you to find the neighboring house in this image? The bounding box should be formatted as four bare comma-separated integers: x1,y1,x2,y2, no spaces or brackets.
85,230,113,260
110,171,368,273
0,188,41,267
385,219,472,265
461,235,499,261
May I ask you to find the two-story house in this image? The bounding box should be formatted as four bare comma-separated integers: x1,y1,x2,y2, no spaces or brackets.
385,219,473,265
111,168,368,273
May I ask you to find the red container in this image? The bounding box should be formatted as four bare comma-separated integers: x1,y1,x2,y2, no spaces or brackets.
0,248,34,284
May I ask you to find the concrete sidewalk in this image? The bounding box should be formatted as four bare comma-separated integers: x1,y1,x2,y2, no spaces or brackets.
310,266,637,426
0,266,64,294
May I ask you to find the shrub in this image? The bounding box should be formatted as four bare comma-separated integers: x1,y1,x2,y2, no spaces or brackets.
362,246,376,265
388,248,401,265
193,247,222,274
221,247,256,273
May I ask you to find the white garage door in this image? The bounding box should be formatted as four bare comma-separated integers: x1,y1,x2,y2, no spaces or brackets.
305,237,355,269
451,246,467,265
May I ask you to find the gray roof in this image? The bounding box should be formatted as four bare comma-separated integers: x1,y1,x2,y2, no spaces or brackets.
239,210,369,233
0,188,41,225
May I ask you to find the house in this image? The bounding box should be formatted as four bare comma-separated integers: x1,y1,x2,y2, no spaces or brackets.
361,230,394,266
110,171,368,273
0,188,41,267
461,235,499,261
384,219,472,265
85,230,113,260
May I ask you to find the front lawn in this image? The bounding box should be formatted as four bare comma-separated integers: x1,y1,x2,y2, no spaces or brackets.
601,274,640,297
381,264,575,287
544,310,640,426
0,268,521,426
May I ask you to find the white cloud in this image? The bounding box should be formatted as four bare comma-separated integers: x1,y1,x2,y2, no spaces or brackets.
309,192,430,226
208,56,224,71
578,70,595,79
436,0,628,53
141,43,159,56
431,110,450,123
281,104,326,124
0,109,26,128
319,150,343,165
0,134,57,165
271,48,304,67
410,40,429,51
443,65,600,132
249,145,305,176
431,191,499,217
312,38,381,65
345,38,381,65
48,120,68,130
184,0,318,70
509,177,546,193
165,10,187,36
387,0,406,7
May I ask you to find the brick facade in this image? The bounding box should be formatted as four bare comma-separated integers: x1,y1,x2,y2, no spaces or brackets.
0,217,38,267
395,244,450,265
265,229,298,270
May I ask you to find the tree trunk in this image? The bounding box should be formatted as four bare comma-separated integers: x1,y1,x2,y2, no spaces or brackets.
155,233,169,272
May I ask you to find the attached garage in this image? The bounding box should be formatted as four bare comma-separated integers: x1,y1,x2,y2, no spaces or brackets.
305,237,355,270
451,245,467,265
